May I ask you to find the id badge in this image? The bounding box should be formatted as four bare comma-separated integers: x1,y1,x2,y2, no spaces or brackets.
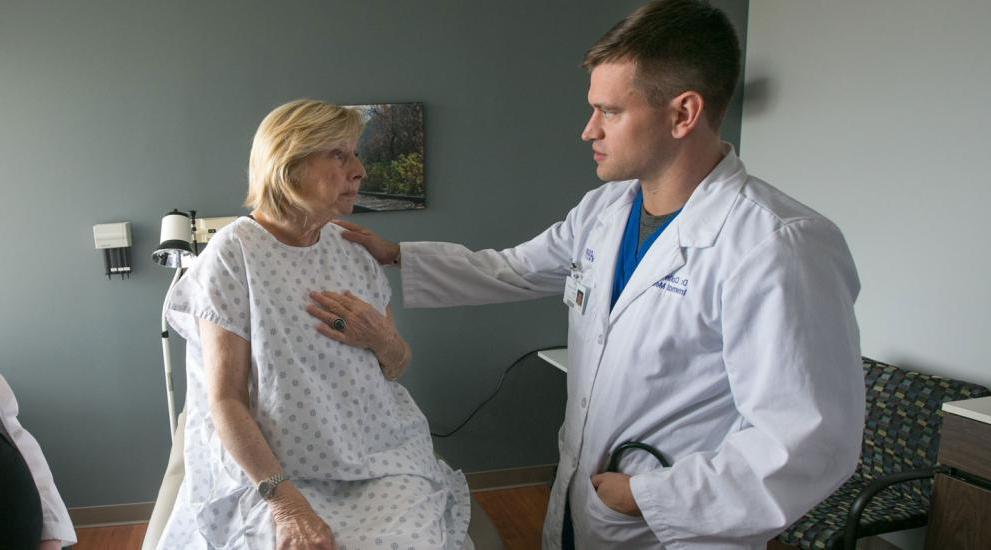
563,263,589,314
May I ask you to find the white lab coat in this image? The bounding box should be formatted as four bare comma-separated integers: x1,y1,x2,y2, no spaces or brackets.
400,147,864,549
0,373,77,546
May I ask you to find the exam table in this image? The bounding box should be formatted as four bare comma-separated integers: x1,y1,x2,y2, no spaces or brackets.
141,412,504,549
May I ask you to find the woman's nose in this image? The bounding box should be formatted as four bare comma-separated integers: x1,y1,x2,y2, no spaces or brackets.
353,157,367,181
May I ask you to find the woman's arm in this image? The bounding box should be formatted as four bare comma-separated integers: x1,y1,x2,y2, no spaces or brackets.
372,306,411,380
199,319,336,550
307,294,411,380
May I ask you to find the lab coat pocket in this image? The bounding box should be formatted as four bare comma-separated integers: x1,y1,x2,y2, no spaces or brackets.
585,477,641,524
583,477,658,548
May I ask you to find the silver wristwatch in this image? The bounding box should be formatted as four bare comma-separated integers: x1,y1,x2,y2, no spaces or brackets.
257,472,288,500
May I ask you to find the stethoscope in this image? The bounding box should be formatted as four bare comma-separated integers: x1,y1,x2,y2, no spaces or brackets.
606,441,670,472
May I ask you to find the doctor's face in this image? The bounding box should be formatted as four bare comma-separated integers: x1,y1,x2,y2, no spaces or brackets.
297,140,366,220
581,61,673,184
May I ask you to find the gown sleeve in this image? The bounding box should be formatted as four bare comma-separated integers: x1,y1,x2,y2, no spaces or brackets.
166,230,252,342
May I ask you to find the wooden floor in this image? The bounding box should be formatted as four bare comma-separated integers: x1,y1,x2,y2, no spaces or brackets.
74,522,147,550
73,485,799,550
473,485,551,550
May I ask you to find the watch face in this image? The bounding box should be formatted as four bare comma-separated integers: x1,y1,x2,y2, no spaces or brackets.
259,481,273,499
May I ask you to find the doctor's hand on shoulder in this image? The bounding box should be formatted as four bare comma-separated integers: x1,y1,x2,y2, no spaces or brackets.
333,219,400,265
591,472,642,517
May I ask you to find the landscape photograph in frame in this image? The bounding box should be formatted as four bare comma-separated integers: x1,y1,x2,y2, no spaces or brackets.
349,102,425,212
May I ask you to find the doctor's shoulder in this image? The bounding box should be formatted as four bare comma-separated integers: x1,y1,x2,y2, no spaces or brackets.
724,177,854,271
734,177,844,235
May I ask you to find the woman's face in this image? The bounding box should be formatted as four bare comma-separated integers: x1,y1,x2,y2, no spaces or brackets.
297,139,366,220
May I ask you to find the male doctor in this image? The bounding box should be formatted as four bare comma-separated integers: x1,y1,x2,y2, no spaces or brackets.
313,0,865,547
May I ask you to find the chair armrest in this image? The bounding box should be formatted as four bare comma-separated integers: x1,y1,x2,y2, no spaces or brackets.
842,466,939,550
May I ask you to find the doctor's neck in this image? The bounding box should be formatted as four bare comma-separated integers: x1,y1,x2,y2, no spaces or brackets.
640,134,724,216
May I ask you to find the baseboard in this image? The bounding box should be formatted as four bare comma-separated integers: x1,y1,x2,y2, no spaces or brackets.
69,464,557,527
69,501,155,528
857,536,903,550
466,463,556,491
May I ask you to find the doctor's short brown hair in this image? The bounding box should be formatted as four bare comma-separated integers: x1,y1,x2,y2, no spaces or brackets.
583,0,741,130
245,99,364,221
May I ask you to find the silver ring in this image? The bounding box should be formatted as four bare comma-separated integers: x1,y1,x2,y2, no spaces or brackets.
331,317,347,332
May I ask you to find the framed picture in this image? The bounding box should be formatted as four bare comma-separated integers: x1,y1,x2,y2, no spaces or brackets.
348,102,425,212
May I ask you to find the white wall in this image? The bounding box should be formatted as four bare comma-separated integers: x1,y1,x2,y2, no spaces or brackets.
742,0,991,389
741,1,991,547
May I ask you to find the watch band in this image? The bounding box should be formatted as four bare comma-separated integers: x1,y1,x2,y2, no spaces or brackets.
257,471,288,500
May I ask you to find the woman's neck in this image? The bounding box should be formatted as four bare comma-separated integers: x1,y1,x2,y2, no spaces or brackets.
250,210,324,247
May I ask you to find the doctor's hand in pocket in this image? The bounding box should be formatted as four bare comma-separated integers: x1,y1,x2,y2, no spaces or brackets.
591,472,642,517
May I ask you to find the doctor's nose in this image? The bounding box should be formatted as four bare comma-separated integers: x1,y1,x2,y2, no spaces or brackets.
581,114,603,142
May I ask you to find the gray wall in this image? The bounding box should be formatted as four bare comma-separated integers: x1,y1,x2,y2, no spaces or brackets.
742,1,991,547
0,0,747,507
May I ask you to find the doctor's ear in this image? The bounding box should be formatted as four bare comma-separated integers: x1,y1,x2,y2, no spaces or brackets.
668,91,705,139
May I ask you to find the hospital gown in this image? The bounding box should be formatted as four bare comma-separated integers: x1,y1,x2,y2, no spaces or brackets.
158,218,470,550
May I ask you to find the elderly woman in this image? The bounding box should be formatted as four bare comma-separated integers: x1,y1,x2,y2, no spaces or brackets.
160,99,470,549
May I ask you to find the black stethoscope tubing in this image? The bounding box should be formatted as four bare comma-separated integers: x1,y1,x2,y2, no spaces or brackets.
606,441,670,473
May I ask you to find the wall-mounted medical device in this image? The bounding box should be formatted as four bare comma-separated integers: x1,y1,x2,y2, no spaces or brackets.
93,222,133,279
151,210,239,269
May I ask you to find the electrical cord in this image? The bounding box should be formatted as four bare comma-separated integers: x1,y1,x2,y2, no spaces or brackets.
430,346,566,438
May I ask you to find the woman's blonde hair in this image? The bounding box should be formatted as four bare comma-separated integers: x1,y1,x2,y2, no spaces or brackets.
246,99,365,220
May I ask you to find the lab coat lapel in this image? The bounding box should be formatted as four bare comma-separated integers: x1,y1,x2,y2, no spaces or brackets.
607,146,748,324
586,186,637,323
608,228,685,324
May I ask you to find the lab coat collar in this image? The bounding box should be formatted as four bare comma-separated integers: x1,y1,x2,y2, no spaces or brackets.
604,143,747,321
675,143,747,249
592,144,746,248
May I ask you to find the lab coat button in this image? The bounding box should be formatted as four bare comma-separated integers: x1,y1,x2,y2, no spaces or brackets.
596,334,604,344
580,397,587,408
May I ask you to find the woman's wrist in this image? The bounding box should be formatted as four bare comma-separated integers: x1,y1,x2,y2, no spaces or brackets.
373,330,410,379
268,482,308,519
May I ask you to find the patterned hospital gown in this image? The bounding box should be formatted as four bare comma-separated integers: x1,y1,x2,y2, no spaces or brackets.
158,218,470,550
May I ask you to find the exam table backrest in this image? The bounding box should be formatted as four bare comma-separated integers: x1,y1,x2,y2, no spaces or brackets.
142,411,187,550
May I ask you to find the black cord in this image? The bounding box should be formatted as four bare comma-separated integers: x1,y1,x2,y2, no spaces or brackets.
430,345,566,438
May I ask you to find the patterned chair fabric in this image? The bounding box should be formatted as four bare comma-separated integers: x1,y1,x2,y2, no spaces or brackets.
777,357,990,549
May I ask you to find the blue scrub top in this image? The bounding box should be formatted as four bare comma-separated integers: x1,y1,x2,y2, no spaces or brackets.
611,188,680,309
